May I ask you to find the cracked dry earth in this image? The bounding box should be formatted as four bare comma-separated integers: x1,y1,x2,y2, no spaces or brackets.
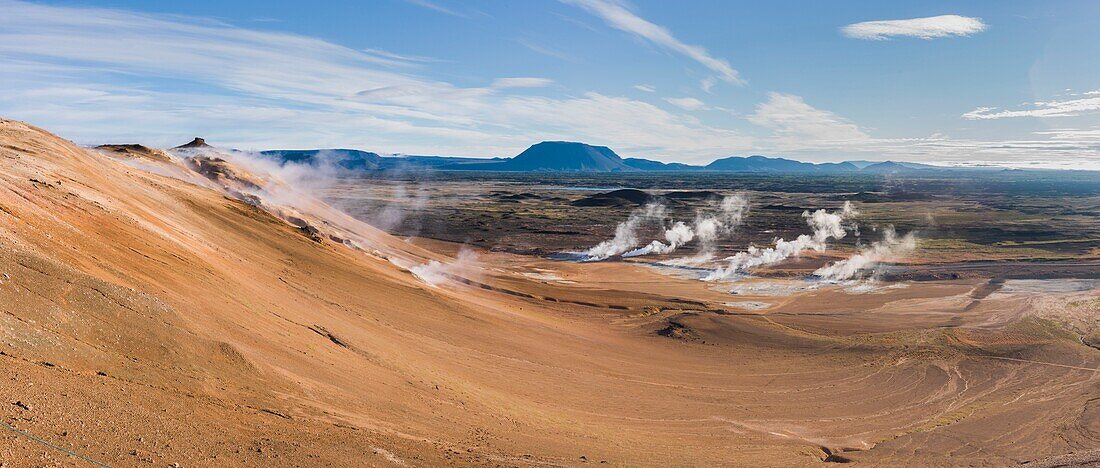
1,118,1098,466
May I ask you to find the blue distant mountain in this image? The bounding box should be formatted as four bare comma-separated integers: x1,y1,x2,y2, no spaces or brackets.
256,140,959,173
260,149,383,170
859,161,926,174
705,155,859,173
493,141,634,171
846,160,938,170
259,149,504,171
622,157,703,171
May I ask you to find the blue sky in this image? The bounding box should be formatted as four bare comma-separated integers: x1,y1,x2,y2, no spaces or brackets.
1,0,1099,168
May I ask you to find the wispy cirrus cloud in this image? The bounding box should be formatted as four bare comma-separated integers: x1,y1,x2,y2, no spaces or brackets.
664,97,708,111
963,92,1100,120
401,0,479,19
515,38,576,62
700,77,717,93
561,0,744,86
0,0,748,161
842,15,986,40
1032,128,1100,141
748,93,868,146
491,77,555,89
0,0,1095,169
361,48,446,66
742,92,1100,169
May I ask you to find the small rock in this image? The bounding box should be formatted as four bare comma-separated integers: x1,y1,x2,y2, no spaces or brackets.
13,401,30,411
96,371,108,377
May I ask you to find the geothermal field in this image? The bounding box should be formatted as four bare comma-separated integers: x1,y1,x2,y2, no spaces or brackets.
1,118,1098,466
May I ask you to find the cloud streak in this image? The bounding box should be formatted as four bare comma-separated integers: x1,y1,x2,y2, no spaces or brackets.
842,15,986,40
562,0,744,85
0,0,748,161
665,97,708,111
963,94,1100,120
401,0,477,19
492,77,555,89
0,1,1095,169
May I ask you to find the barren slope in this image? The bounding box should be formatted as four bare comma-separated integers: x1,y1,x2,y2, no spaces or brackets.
1,119,1097,466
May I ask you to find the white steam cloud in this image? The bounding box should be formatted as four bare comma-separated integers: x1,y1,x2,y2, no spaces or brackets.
624,194,748,260
814,226,916,281
624,221,694,257
409,249,480,287
581,203,667,261
704,201,857,280
169,145,340,211
692,194,749,257
362,176,430,233
170,146,431,239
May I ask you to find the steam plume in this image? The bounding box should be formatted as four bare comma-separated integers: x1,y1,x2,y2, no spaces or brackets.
170,145,340,211
581,203,666,261
625,194,748,260
814,226,916,281
624,221,694,257
691,194,749,259
704,201,856,280
409,249,481,287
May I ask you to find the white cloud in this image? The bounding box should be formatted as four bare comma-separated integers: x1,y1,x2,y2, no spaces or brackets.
1,1,1096,169
360,48,444,66
633,84,656,93
562,0,744,85
963,95,1100,119
491,77,554,89
664,97,707,111
516,39,575,62
700,77,717,93
748,93,868,146
842,15,986,40
401,0,474,19
873,133,1100,170
1032,128,1100,141
742,93,1100,168
0,0,751,162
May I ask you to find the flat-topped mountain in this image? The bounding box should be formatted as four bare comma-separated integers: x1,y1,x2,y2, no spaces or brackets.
496,141,634,172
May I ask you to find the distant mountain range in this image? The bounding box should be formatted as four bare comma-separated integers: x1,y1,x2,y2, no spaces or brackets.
256,140,976,173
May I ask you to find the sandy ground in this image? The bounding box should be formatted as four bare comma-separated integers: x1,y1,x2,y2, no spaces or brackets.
1,119,1098,466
